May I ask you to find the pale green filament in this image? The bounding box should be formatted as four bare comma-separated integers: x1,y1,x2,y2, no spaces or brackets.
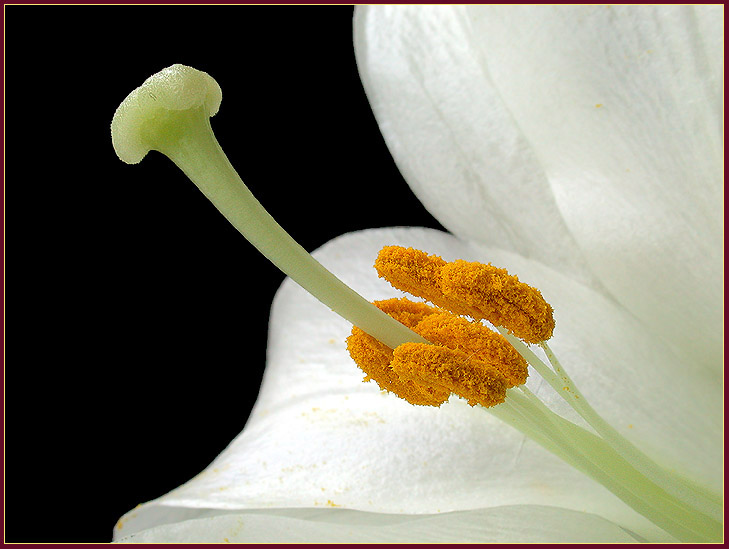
491,329,722,542
113,66,721,543
500,329,722,521
539,341,723,521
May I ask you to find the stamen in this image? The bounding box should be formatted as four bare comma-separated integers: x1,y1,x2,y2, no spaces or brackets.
373,297,440,328
392,343,508,408
414,313,528,387
346,299,450,407
374,246,468,314
346,298,516,408
346,327,450,407
375,246,555,343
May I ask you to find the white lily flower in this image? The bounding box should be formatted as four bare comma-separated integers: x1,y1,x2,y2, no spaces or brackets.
112,5,723,543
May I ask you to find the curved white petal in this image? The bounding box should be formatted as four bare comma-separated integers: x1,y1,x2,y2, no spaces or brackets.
116,505,641,543
116,228,721,542
355,5,723,375
355,6,598,289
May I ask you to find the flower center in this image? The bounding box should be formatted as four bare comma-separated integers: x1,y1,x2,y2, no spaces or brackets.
346,246,541,408
346,296,529,408
345,246,722,542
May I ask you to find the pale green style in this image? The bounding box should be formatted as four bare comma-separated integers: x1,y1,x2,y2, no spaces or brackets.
111,5,722,543
111,64,426,351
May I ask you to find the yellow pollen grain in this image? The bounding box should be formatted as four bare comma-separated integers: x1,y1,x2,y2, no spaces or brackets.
375,246,554,343
391,343,508,408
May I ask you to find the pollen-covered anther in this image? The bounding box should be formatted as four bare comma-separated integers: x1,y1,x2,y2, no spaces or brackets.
414,312,528,388
346,298,451,407
375,246,554,343
346,328,450,407
372,297,440,329
440,260,554,343
391,343,508,408
375,246,475,316
346,297,522,408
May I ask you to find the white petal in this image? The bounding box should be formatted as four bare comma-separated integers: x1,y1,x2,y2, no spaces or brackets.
116,505,641,543
355,5,723,375
355,6,598,289
113,227,722,543
462,237,722,488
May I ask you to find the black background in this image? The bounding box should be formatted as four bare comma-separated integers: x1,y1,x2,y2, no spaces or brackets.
5,5,443,543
